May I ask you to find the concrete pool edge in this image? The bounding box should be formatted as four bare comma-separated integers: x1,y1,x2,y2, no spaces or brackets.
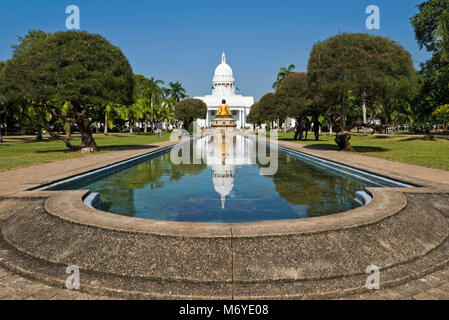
36,187,408,237
1,192,449,299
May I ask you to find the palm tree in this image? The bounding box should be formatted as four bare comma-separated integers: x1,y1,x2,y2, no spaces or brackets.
146,77,165,132
435,13,449,61
167,81,187,103
272,64,296,90
116,102,143,134
134,75,165,133
103,102,118,135
161,96,176,130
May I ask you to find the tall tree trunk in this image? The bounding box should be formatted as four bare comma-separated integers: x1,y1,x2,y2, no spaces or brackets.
66,121,71,138
37,128,43,141
104,113,109,136
144,119,148,133
129,121,133,133
313,116,320,141
77,113,97,150
293,118,303,141
335,132,353,151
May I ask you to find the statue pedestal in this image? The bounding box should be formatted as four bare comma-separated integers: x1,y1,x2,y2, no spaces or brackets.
210,114,237,131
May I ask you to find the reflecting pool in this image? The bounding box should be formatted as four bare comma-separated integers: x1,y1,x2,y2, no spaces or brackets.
51,134,402,223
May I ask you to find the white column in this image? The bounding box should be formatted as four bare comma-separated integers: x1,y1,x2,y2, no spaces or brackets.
206,110,209,128
240,109,243,128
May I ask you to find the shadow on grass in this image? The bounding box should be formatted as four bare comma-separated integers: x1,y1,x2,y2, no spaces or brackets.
99,133,159,138
303,144,388,153
396,137,426,142
22,137,80,144
34,144,159,154
98,144,159,151
279,137,329,142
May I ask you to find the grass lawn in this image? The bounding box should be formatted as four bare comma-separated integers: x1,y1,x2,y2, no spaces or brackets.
0,133,170,172
278,133,449,171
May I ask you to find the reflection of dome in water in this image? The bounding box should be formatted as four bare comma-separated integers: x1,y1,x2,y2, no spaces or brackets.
212,164,234,209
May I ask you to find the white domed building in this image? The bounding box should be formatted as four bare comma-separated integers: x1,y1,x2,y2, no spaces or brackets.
195,52,254,129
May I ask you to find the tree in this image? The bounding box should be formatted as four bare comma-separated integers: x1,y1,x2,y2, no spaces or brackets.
272,64,296,89
103,102,121,135
433,104,449,131
411,1,449,123
308,33,415,151
118,102,143,133
274,72,312,140
134,75,165,133
168,81,187,103
174,98,207,134
411,0,449,53
435,11,449,60
246,102,262,130
376,78,414,136
0,61,6,142
257,93,278,129
2,30,134,150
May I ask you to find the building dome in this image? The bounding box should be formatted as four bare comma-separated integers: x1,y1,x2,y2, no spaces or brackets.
213,52,235,83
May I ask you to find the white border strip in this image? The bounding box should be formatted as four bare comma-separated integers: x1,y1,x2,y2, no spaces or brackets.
36,146,173,191
277,145,413,188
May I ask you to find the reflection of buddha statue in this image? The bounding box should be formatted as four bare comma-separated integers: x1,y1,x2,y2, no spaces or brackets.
211,133,235,209
217,99,232,116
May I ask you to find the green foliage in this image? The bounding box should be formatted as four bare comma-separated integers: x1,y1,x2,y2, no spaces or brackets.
411,0,449,53
3,30,134,150
307,33,415,149
0,61,7,109
433,104,449,123
133,74,165,131
174,98,207,133
246,102,262,126
274,72,311,121
168,81,188,103
411,1,449,121
257,93,277,125
272,64,295,89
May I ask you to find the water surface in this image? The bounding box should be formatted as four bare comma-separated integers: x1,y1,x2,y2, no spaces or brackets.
53,135,385,222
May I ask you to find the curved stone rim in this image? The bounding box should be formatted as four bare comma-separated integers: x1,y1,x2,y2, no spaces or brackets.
43,187,408,238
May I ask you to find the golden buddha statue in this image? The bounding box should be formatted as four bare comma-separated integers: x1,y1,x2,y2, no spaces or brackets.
217,99,232,116
211,99,237,130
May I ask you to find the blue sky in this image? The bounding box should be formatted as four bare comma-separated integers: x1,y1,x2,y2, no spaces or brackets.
0,0,431,100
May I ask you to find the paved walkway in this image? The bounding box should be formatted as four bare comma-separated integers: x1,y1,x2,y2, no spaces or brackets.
0,266,114,300
1,263,449,300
